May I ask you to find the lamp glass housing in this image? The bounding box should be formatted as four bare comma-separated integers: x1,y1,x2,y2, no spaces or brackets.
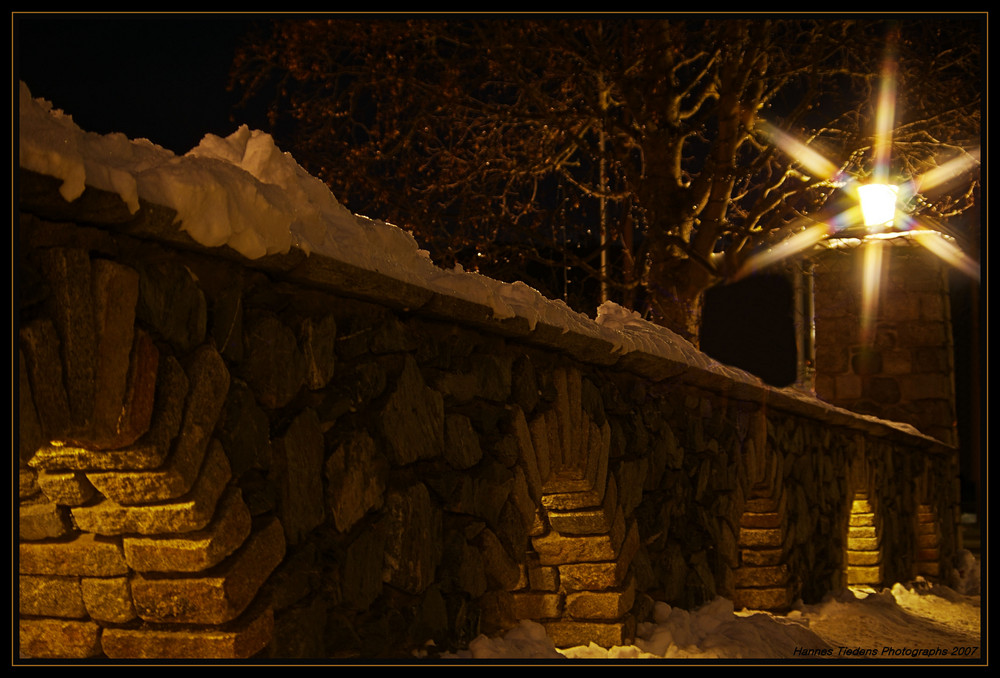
857,183,899,229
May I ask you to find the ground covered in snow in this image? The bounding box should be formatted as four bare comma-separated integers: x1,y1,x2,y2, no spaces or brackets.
444,552,982,663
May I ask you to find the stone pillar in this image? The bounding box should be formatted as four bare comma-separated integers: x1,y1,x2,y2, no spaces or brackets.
18,250,283,659
812,241,958,445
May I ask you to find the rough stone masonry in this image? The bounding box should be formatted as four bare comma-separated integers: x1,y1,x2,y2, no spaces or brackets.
17,169,961,659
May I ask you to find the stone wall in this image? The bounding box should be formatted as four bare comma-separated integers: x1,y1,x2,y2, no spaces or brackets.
17,170,961,660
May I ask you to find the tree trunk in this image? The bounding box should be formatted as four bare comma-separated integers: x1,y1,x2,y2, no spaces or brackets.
646,255,713,349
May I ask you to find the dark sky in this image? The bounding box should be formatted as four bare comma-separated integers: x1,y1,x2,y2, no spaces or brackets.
16,15,262,155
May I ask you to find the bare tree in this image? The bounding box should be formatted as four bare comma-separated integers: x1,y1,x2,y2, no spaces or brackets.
230,17,981,345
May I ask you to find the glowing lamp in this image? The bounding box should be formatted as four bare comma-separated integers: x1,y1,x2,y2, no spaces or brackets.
857,183,899,229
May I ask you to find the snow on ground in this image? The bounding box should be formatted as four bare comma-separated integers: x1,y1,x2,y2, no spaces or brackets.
443,552,982,662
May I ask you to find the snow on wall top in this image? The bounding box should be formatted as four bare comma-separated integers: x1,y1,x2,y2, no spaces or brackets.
17,80,853,416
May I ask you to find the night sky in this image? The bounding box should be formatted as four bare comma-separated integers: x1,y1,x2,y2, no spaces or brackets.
15,15,261,155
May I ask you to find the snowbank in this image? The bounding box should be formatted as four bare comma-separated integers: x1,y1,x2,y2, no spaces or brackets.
441,564,981,661
17,80,765,383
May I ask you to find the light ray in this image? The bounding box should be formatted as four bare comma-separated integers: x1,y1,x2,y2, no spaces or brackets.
860,239,884,345
901,148,982,200
908,225,981,282
871,34,899,185
746,27,978,342
757,121,843,183
735,205,863,279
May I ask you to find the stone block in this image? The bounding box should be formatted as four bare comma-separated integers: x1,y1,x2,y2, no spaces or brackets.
470,459,515,527
19,467,39,501
19,532,128,577
846,550,882,566
19,618,103,658
732,586,792,612
834,374,862,401
31,355,188,472
477,590,517,637
510,406,543,501
740,511,783,529
19,574,87,618
272,408,326,546
19,318,71,441
382,482,444,594
101,605,274,659
916,548,941,561
849,511,876,527
846,564,883,585
135,258,207,355
916,561,940,577
565,577,635,620
511,591,563,620
734,564,789,588
882,349,912,375
299,314,337,390
526,561,560,592
532,507,625,566
241,313,306,410
268,599,327,659
87,259,141,444
36,469,97,506
738,526,783,549
848,525,877,539
341,527,386,611
381,356,444,466
131,518,285,625
509,466,540,533
71,440,232,536
18,349,44,464
740,548,784,567
851,499,874,513
528,411,554,485
39,247,97,435
557,520,638,592
543,618,634,649
19,500,73,540
474,526,521,591
123,487,252,573
81,575,137,623
547,473,617,535
86,346,230,504
846,536,880,551
916,532,939,549
899,373,954,401
325,430,388,533
443,413,483,470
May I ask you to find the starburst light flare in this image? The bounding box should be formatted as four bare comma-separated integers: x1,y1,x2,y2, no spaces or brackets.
739,32,979,346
